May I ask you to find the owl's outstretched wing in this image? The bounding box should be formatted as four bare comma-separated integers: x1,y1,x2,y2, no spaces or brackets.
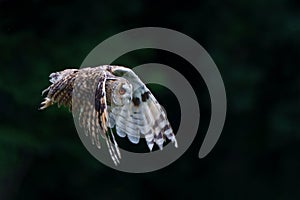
73,68,121,165
108,66,178,151
40,69,78,110
40,67,121,165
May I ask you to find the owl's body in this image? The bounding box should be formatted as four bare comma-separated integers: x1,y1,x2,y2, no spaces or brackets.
40,65,177,165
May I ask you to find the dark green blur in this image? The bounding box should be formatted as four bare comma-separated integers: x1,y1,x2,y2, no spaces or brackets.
0,0,299,199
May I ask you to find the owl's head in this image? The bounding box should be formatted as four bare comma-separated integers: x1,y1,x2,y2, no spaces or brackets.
111,78,133,106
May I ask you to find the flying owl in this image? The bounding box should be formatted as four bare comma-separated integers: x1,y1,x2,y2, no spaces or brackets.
40,65,177,165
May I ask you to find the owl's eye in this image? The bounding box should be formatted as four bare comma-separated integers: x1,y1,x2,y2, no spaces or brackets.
119,87,126,95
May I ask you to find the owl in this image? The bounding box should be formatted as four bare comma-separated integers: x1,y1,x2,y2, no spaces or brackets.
40,65,177,165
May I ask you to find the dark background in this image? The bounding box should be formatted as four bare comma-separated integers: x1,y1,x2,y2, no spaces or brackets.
0,0,299,199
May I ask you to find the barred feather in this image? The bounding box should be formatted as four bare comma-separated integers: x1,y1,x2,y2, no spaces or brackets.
40,65,177,165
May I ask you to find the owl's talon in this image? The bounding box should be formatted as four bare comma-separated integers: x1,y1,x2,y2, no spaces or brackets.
39,97,53,110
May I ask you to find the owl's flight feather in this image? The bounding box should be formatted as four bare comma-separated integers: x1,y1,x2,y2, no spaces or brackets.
40,65,177,165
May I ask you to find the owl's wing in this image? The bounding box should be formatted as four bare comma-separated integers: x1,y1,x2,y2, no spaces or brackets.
73,68,121,165
40,67,121,165
40,69,79,110
109,66,178,151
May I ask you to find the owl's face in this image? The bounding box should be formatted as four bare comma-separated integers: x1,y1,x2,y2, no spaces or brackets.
112,78,133,106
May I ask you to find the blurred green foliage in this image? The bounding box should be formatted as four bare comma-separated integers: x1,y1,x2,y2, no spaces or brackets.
0,0,299,199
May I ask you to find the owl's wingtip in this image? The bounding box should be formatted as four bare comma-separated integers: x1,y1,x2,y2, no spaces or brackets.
148,143,154,151
173,139,178,148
